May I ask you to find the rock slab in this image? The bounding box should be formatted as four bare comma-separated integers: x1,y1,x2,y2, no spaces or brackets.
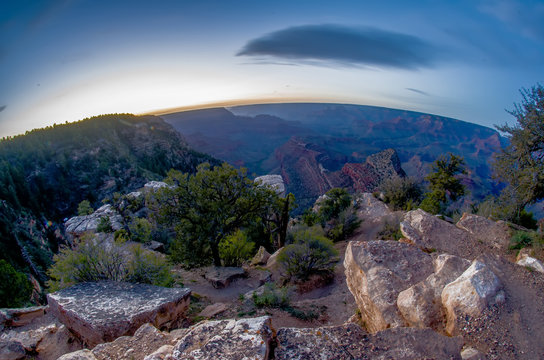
456,213,511,249
47,282,191,347
344,240,434,332
204,267,247,288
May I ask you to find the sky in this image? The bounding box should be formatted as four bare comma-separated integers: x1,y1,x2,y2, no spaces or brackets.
1,0,543,137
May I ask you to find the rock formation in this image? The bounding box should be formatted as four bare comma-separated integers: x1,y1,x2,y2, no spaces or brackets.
255,175,286,196
456,213,511,250
47,282,191,347
64,204,123,238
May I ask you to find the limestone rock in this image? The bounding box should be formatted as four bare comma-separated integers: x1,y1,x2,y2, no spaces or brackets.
64,204,122,236
0,339,26,360
461,347,487,359
400,209,479,257
58,349,98,360
275,324,463,360
91,323,170,360
250,246,271,266
456,213,511,249
47,282,191,347
255,175,285,196
344,240,434,332
198,303,229,318
441,260,502,335
204,267,246,289
143,181,171,191
171,316,273,359
1,306,46,327
516,254,544,273
266,247,283,269
144,345,174,360
355,192,392,219
397,254,471,328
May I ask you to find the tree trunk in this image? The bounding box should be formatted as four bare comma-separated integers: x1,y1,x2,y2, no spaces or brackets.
211,241,222,267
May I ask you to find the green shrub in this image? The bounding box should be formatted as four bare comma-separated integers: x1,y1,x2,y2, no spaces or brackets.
318,188,352,221
0,260,33,307
381,177,423,211
509,231,536,250
252,283,291,308
47,234,173,291
77,200,94,216
326,208,361,242
219,230,255,267
302,209,321,227
129,218,153,243
377,221,403,241
96,216,113,233
279,227,338,281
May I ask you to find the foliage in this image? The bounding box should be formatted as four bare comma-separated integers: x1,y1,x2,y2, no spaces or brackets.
96,216,113,233
494,84,544,218
318,188,352,221
475,192,537,228
129,218,153,243
377,221,403,241
326,208,361,242
381,176,423,211
47,234,173,291
509,231,540,250
421,153,466,214
218,229,255,267
278,226,338,281
152,162,278,266
302,208,321,227
0,259,33,307
77,200,93,216
252,283,291,308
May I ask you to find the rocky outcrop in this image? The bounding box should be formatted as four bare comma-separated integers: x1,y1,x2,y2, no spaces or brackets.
516,253,544,273
441,260,503,335
64,204,123,236
397,254,471,329
355,192,392,219
400,209,493,258
255,175,286,196
0,306,47,328
456,213,511,249
171,316,273,359
47,282,191,347
275,324,463,360
251,246,271,266
143,181,171,191
344,240,434,332
198,303,229,318
204,267,247,289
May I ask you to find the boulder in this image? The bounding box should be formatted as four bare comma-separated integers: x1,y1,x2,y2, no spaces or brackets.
441,260,502,335
58,349,98,360
344,240,434,332
250,246,271,266
456,213,511,249
198,303,229,318
0,317,81,360
397,254,471,329
516,254,544,273
400,209,482,257
91,323,170,360
171,316,273,359
275,324,463,360
461,347,487,360
204,267,247,288
254,175,286,196
64,204,123,236
1,306,47,327
143,181,171,191
47,282,191,347
355,192,392,219
144,345,174,360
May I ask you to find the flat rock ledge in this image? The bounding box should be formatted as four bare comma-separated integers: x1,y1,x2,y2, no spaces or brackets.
204,266,247,289
47,282,191,347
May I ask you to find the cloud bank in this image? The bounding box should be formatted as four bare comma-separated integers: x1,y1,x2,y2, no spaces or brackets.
237,24,437,69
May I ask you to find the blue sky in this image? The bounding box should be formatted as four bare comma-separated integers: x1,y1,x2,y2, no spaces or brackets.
1,0,543,136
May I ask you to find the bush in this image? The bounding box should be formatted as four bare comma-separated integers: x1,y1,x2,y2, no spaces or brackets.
326,208,361,242
278,227,338,281
0,260,33,307
129,218,153,243
47,234,173,291
318,188,352,221
218,230,255,267
96,216,113,233
377,221,403,241
252,283,291,308
509,231,538,250
381,177,423,211
77,200,93,216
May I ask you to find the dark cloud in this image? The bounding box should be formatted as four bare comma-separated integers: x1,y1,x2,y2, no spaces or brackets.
237,24,438,69
0,105,6,113
406,88,430,96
